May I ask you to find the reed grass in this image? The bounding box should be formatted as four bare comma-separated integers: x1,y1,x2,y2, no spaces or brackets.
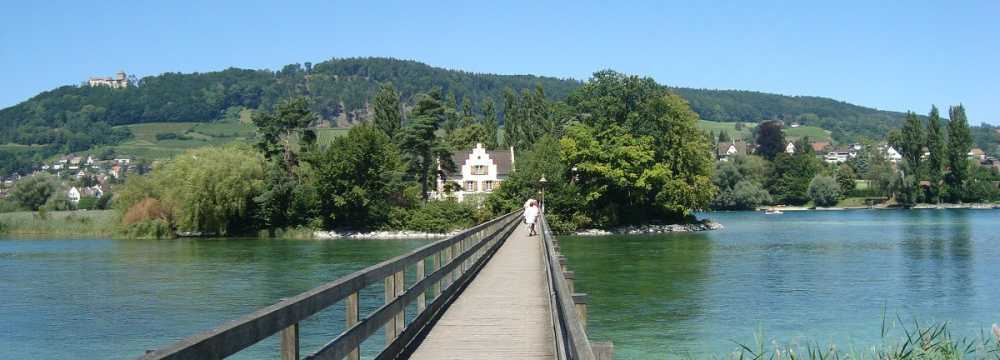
720,313,1000,360
0,210,116,236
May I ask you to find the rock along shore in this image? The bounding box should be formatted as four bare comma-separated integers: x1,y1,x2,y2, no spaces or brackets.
573,221,723,236
313,230,461,240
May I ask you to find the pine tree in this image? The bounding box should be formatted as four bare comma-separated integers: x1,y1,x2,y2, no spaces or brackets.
400,90,452,201
460,96,475,128
442,91,460,134
372,83,402,139
944,105,973,202
502,88,520,149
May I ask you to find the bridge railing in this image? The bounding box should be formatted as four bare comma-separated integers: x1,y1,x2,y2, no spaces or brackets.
539,213,614,360
138,210,521,360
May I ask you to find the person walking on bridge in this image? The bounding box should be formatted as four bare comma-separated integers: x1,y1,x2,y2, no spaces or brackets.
524,200,540,236
523,198,536,224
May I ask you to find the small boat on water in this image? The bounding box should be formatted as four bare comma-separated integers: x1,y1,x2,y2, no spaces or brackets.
764,209,783,215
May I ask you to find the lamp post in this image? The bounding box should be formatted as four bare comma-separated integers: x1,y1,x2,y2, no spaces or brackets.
538,175,548,211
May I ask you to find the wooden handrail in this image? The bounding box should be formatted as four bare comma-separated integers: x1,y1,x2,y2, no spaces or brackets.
539,213,602,360
138,211,521,360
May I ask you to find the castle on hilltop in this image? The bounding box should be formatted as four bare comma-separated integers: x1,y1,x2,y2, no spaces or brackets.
88,71,129,88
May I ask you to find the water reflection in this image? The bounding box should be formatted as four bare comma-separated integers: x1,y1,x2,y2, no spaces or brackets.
561,209,1000,360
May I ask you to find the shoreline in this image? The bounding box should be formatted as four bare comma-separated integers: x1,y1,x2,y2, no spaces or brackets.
758,202,1000,212
573,221,724,236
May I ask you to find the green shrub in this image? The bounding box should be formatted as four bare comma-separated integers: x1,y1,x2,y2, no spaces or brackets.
808,175,841,207
0,199,20,213
393,200,476,233
77,196,99,210
124,219,172,239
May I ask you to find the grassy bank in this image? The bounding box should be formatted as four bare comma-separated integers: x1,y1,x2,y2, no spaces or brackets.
720,320,1000,360
0,210,117,237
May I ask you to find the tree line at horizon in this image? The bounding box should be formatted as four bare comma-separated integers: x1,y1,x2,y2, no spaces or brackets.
711,105,1000,210
7,57,998,177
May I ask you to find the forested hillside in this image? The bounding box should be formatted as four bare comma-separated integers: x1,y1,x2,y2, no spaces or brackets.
674,88,907,142
0,57,981,160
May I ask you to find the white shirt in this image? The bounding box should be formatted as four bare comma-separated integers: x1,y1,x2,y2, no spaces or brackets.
524,206,539,224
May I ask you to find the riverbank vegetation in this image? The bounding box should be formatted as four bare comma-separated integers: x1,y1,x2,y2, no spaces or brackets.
105,70,715,237
0,210,116,236
708,105,1000,211
723,320,1000,360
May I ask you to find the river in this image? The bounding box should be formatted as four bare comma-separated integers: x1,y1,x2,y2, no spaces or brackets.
561,209,1000,359
1,209,998,359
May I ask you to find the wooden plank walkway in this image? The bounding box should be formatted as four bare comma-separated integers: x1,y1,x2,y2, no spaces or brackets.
409,222,555,360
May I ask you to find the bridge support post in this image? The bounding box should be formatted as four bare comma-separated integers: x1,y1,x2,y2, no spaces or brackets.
279,322,299,360
384,275,395,344
558,256,568,273
345,292,360,360
432,251,442,298
416,259,426,312
564,271,575,293
573,293,589,330
592,341,614,360
394,270,405,337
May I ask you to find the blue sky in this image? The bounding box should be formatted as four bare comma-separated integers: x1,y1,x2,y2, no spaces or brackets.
1,0,998,123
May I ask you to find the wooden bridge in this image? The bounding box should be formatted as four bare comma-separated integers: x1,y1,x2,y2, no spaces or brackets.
138,211,613,360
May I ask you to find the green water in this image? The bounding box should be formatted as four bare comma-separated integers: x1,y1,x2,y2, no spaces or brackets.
2,210,998,359
0,237,432,359
560,209,1000,359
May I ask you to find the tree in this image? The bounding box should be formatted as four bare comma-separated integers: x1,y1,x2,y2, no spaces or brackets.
768,152,821,205
808,175,840,207
481,97,500,149
152,145,264,235
755,120,785,160
888,112,924,204
10,174,58,211
307,124,404,229
442,91,460,134
447,124,488,151
718,130,731,143
925,106,945,202
564,70,716,223
945,105,973,202
835,164,857,194
712,180,772,210
251,97,318,234
372,83,402,139
401,90,452,202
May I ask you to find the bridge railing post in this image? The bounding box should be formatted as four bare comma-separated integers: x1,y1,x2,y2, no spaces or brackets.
393,270,405,337
573,293,588,331
280,322,299,360
345,292,360,360
416,259,426,313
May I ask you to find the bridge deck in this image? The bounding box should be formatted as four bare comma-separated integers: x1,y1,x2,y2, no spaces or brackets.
410,222,555,360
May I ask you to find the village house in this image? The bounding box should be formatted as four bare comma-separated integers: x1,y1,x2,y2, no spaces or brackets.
67,187,81,204
434,143,515,203
824,148,853,164
810,142,831,154
968,148,986,161
716,141,747,161
785,141,796,154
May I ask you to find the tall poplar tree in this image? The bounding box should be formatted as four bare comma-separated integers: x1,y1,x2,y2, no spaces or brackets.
372,83,402,139
925,106,945,202
945,105,973,202
482,97,500,149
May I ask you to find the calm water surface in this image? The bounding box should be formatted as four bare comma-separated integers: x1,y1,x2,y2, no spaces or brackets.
560,209,1000,359
0,237,432,359
3,210,999,359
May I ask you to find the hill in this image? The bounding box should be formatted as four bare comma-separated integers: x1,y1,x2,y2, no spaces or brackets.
698,120,832,143
0,57,944,172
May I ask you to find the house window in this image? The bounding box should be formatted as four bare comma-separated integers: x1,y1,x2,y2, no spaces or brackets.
484,181,495,192
471,165,488,175
464,181,477,192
